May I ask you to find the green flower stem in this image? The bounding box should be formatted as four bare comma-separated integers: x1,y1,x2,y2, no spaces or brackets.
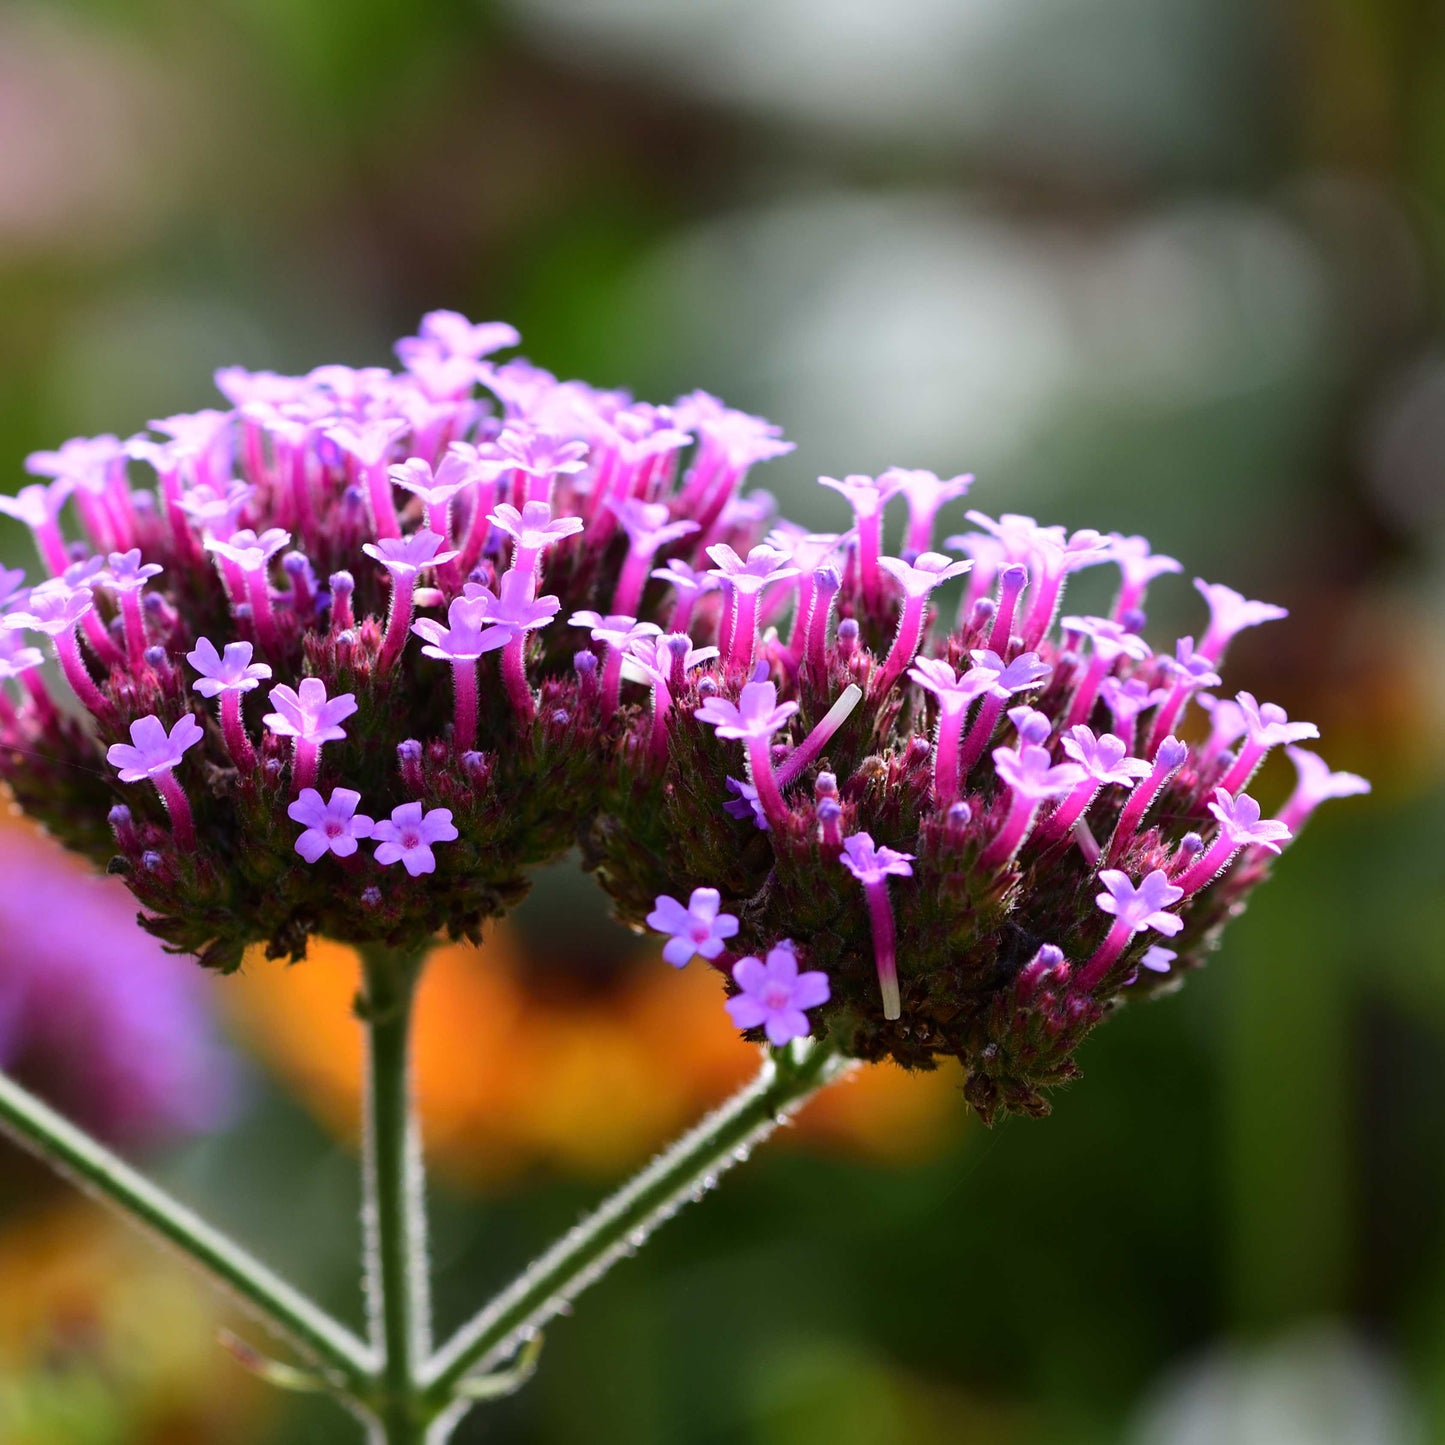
422,1038,855,1415
0,1067,375,1396
358,942,434,1444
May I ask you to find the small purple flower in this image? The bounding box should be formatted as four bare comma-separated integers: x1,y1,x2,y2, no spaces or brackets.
488,500,586,553
188,637,272,696
413,596,510,663
1060,726,1152,786
204,527,292,573
417,310,520,359
362,530,459,579
1194,579,1288,661
390,453,487,509
965,649,1052,699
371,801,459,877
908,657,988,714
569,611,663,652
879,467,974,552
0,629,44,681
1140,946,1177,974
102,549,164,593
993,744,1084,801
1095,869,1185,936
839,832,915,885
106,713,204,782
818,472,901,520
1099,675,1170,745
646,887,740,967
177,480,255,534
694,680,798,742
1007,706,1053,746
2,581,94,636
288,787,375,863
704,542,800,594
0,481,67,531
650,558,720,599
877,551,972,598
675,390,795,469
263,677,358,745
1158,637,1221,691
494,426,591,481
468,570,561,633
1279,746,1371,832
1062,614,1152,664
723,776,768,829
324,418,408,469
1206,788,1293,854
1235,692,1319,751
0,566,24,610
1107,534,1182,614
724,942,830,1046
609,498,700,555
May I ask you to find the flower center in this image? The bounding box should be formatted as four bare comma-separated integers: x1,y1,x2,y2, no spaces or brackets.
761,983,790,1010
401,830,420,849
325,821,344,838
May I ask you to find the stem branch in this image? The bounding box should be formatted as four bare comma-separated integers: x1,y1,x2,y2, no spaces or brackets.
422,1039,852,1409
0,1069,374,1394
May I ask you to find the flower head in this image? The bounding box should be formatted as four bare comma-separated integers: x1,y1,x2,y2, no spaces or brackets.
646,887,740,967
724,943,830,1046
371,801,458,876
0,310,1358,1124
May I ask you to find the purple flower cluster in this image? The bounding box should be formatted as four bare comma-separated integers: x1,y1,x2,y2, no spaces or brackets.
0,314,1367,1120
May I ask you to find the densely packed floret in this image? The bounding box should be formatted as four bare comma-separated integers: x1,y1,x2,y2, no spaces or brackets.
0,313,1370,1120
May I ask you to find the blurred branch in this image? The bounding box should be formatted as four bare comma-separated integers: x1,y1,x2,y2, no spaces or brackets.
0,1067,376,1396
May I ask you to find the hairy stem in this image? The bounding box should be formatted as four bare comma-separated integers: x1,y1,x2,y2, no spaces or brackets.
0,1068,374,1395
359,942,433,1443
422,1040,853,1417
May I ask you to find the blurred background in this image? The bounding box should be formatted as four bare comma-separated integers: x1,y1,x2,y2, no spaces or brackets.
0,0,1442,1440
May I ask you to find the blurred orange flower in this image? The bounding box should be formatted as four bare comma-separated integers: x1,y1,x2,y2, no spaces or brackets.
0,1200,266,1445
229,930,964,1185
